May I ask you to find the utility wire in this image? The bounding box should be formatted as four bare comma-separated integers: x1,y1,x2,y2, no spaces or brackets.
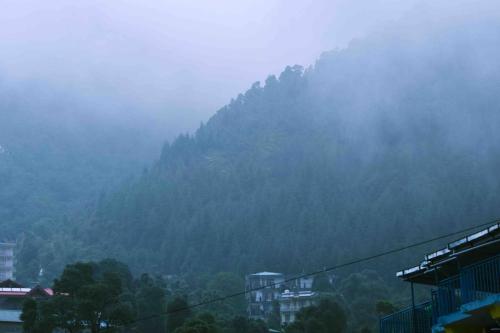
113,219,499,328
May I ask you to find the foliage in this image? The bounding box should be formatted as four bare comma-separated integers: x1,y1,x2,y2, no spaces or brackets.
284,298,347,333
20,298,61,333
22,259,135,333
78,20,500,280
166,296,192,333
174,313,218,333
0,85,162,284
312,273,335,293
222,316,268,333
266,301,281,330
6,16,500,333
375,300,398,316
337,270,391,331
135,273,167,333
202,272,246,317
172,313,268,333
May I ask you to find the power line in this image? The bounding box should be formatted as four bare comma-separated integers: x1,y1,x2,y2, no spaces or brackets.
114,219,498,328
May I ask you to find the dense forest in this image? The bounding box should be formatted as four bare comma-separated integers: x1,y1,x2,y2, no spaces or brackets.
2,6,499,333
77,19,500,274
0,82,169,280
22,258,405,333
0,82,165,231
11,15,500,286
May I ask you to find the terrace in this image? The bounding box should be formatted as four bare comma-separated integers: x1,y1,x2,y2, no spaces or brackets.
380,222,500,333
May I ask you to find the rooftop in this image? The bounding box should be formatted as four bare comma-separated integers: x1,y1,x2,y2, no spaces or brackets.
250,272,283,276
397,222,500,284
0,286,53,297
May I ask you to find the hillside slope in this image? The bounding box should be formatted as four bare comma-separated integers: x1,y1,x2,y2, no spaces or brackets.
0,82,170,279
25,16,500,281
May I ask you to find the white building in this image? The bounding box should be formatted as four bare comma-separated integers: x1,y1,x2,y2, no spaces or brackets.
245,272,284,320
279,290,317,326
0,243,15,281
245,272,321,324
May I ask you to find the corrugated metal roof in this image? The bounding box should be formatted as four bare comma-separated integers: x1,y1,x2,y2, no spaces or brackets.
396,222,500,281
0,288,31,292
0,287,53,297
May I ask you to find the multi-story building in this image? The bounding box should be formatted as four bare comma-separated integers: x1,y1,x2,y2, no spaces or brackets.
380,222,499,333
279,290,317,325
0,243,15,281
246,272,321,324
246,272,285,320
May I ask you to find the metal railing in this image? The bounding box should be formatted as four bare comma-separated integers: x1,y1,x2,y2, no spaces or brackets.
434,276,461,317
460,255,500,304
380,255,499,332
434,255,499,317
379,301,433,333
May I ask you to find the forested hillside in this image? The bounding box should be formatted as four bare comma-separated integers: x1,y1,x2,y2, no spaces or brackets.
18,17,500,282
0,82,168,279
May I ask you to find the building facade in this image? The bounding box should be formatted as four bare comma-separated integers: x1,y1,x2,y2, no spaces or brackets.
279,290,317,326
246,272,320,325
0,243,15,281
380,222,500,333
246,272,284,320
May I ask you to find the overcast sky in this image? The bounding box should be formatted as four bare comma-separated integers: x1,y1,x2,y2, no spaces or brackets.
0,0,483,133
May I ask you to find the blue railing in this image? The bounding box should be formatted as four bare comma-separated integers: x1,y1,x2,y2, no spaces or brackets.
434,276,461,317
380,254,500,332
460,255,500,304
434,255,499,317
379,301,433,333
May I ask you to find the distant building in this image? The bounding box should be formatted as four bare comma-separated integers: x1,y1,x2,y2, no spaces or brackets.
279,290,317,326
0,243,15,281
0,280,54,333
380,222,500,333
285,276,314,291
245,272,284,320
246,272,321,325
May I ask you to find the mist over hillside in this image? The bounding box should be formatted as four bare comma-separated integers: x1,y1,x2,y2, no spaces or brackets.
0,80,171,236
2,2,500,333
13,10,498,283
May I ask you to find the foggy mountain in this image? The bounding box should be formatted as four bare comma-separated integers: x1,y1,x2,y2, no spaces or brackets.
0,0,421,125
0,80,168,235
2,2,500,333
16,13,500,282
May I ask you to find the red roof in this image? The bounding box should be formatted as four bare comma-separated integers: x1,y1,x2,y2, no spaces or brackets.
0,286,53,297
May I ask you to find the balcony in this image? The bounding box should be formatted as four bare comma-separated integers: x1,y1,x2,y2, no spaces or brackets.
280,303,312,312
380,255,499,333
380,301,433,333
432,255,499,330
